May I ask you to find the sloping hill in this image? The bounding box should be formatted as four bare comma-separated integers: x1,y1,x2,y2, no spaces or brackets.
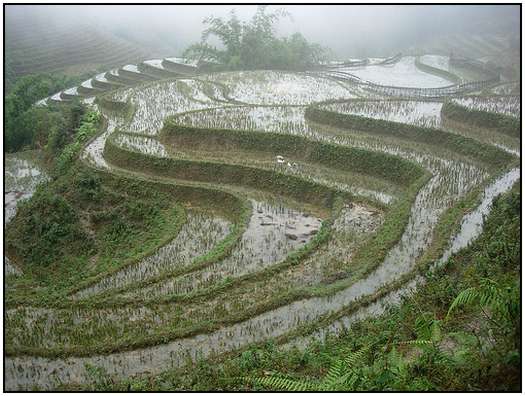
5,6,151,79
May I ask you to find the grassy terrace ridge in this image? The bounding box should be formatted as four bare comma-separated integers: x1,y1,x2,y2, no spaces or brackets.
6,100,434,356
5,166,495,359
441,100,520,138
5,166,251,308
6,85,498,358
5,169,186,307
105,131,405,211
305,106,515,170
160,116,424,187
65,171,249,296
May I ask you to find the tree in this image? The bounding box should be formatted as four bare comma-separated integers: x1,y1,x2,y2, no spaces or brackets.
183,6,327,71
5,73,91,152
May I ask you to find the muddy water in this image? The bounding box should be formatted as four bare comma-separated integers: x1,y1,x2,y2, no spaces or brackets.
5,168,518,391
286,167,520,348
3,202,377,353
123,199,322,299
6,112,486,389
82,113,122,169
72,212,231,300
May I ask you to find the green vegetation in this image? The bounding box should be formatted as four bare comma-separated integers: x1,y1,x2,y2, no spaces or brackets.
7,187,93,268
184,6,326,70
4,42,519,392
5,167,186,306
106,135,341,209
91,183,519,392
5,73,92,152
306,106,515,170
442,101,520,139
161,119,425,186
54,111,101,174
6,111,101,269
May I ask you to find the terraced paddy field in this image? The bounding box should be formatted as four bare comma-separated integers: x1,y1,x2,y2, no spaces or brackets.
4,55,520,390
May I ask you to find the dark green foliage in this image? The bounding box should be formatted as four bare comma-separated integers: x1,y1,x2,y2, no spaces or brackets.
305,106,514,170
184,6,326,71
162,120,425,186
6,188,93,268
441,101,520,139
73,170,103,201
5,73,91,152
54,110,100,175
106,135,340,209
5,165,184,299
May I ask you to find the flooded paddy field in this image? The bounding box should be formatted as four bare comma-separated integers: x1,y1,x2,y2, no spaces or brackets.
451,95,520,118
5,51,520,390
204,70,358,105
331,56,451,88
72,211,232,300
419,55,450,71
321,100,443,128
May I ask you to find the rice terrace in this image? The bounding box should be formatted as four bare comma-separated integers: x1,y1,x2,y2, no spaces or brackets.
3,3,521,392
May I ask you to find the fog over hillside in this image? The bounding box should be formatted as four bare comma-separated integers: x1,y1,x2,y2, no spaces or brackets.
6,4,519,60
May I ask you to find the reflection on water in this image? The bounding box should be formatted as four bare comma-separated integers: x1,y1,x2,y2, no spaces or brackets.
5,167,518,390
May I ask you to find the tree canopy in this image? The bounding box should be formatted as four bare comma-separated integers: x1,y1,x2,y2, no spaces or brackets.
5,73,87,152
183,6,327,71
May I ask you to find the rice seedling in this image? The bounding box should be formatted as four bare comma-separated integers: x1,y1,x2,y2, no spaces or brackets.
112,133,169,157
321,100,443,128
73,211,231,299
123,199,322,299
205,70,357,105
451,96,520,118
117,80,227,135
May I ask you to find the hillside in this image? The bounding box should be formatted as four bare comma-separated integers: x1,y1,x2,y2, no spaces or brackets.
5,7,150,81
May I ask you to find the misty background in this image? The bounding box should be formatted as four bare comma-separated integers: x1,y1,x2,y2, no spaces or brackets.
5,4,520,79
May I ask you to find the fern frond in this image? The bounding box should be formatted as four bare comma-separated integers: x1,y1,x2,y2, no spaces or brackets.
448,278,512,321
343,345,370,369
322,359,344,388
244,375,318,391
397,339,433,346
446,287,479,318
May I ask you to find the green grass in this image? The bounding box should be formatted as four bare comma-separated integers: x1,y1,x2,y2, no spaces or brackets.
441,101,520,139
305,106,514,171
76,182,519,391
